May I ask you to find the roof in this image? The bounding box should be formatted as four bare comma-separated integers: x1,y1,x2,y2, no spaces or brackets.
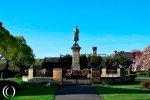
118,51,134,60
44,57,59,63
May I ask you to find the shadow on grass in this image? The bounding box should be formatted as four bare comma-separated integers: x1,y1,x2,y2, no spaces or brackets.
96,86,146,94
96,81,150,95
14,83,59,96
0,83,59,100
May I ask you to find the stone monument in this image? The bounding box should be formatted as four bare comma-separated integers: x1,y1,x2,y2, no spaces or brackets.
71,26,81,71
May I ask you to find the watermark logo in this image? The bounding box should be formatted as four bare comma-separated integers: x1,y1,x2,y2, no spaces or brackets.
2,85,16,98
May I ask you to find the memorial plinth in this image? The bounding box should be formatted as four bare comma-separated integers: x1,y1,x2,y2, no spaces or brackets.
71,42,81,71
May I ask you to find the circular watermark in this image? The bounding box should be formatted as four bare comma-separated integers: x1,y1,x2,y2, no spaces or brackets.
2,85,16,98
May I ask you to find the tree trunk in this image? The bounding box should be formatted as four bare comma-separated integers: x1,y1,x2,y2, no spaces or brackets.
6,59,9,70
1,72,3,79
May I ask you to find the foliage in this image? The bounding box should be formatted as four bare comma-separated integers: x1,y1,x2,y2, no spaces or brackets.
137,70,150,77
105,54,129,69
132,49,141,52
34,59,44,69
138,45,150,70
141,80,150,89
0,70,17,78
12,36,35,70
0,80,20,90
59,54,99,70
0,22,35,72
80,54,88,69
88,55,102,68
127,74,136,82
114,54,127,66
0,24,17,69
0,60,7,71
101,79,109,86
59,54,72,70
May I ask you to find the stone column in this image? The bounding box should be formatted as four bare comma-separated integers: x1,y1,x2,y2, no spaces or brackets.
28,68,33,79
71,43,81,71
53,68,62,82
101,68,106,77
117,68,120,76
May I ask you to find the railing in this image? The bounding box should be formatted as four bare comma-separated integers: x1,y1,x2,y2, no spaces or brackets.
34,69,53,77
62,78,92,85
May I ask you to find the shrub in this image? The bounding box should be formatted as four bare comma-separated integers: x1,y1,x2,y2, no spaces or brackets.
0,80,20,90
101,79,109,86
127,74,136,82
141,80,150,89
137,70,149,77
15,73,22,78
1,70,17,78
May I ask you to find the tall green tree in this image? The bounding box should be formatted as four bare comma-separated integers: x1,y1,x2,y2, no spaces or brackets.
114,54,127,66
80,54,88,69
59,54,72,70
13,36,35,71
88,55,102,68
105,56,114,69
0,22,17,69
0,22,35,72
105,54,129,69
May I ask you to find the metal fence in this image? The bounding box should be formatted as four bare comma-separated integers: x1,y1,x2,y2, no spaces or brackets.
62,78,92,85
34,69,53,77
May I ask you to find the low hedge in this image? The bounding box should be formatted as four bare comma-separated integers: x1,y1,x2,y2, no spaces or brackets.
137,70,150,77
141,80,150,89
0,80,20,90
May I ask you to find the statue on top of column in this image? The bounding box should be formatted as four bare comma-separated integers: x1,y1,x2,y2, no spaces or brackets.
73,26,79,42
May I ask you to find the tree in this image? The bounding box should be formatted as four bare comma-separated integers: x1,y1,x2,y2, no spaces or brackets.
132,49,141,52
105,56,114,69
114,54,127,66
59,54,72,70
0,22,17,69
0,22,35,72
0,59,7,71
105,54,129,69
34,59,44,69
138,45,150,70
80,54,88,69
13,36,35,71
88,55,102,68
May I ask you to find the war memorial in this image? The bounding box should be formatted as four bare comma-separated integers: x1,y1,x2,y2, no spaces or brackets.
22,26,133,85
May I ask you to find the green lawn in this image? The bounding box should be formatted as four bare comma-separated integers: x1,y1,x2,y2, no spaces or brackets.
4,77,24,84
1,78,59,100
95,78,150,100
10,83,59,100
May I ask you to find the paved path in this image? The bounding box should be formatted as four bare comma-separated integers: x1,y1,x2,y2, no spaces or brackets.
55,85,101,100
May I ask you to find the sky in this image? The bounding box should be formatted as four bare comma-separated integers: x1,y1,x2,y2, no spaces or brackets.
0,0,150,58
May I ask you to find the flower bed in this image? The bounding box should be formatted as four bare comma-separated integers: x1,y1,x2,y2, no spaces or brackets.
141,80,150,89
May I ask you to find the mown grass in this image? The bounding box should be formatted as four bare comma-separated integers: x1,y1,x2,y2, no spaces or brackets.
0,78,59,100
95,77,150,100
10,83,59,100
4,77,24,84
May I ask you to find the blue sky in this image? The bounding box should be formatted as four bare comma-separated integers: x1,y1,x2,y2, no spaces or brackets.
0,0,150,58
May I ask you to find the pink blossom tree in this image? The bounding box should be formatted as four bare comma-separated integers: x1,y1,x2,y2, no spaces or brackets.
138,45,150,70
132,51,142,71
